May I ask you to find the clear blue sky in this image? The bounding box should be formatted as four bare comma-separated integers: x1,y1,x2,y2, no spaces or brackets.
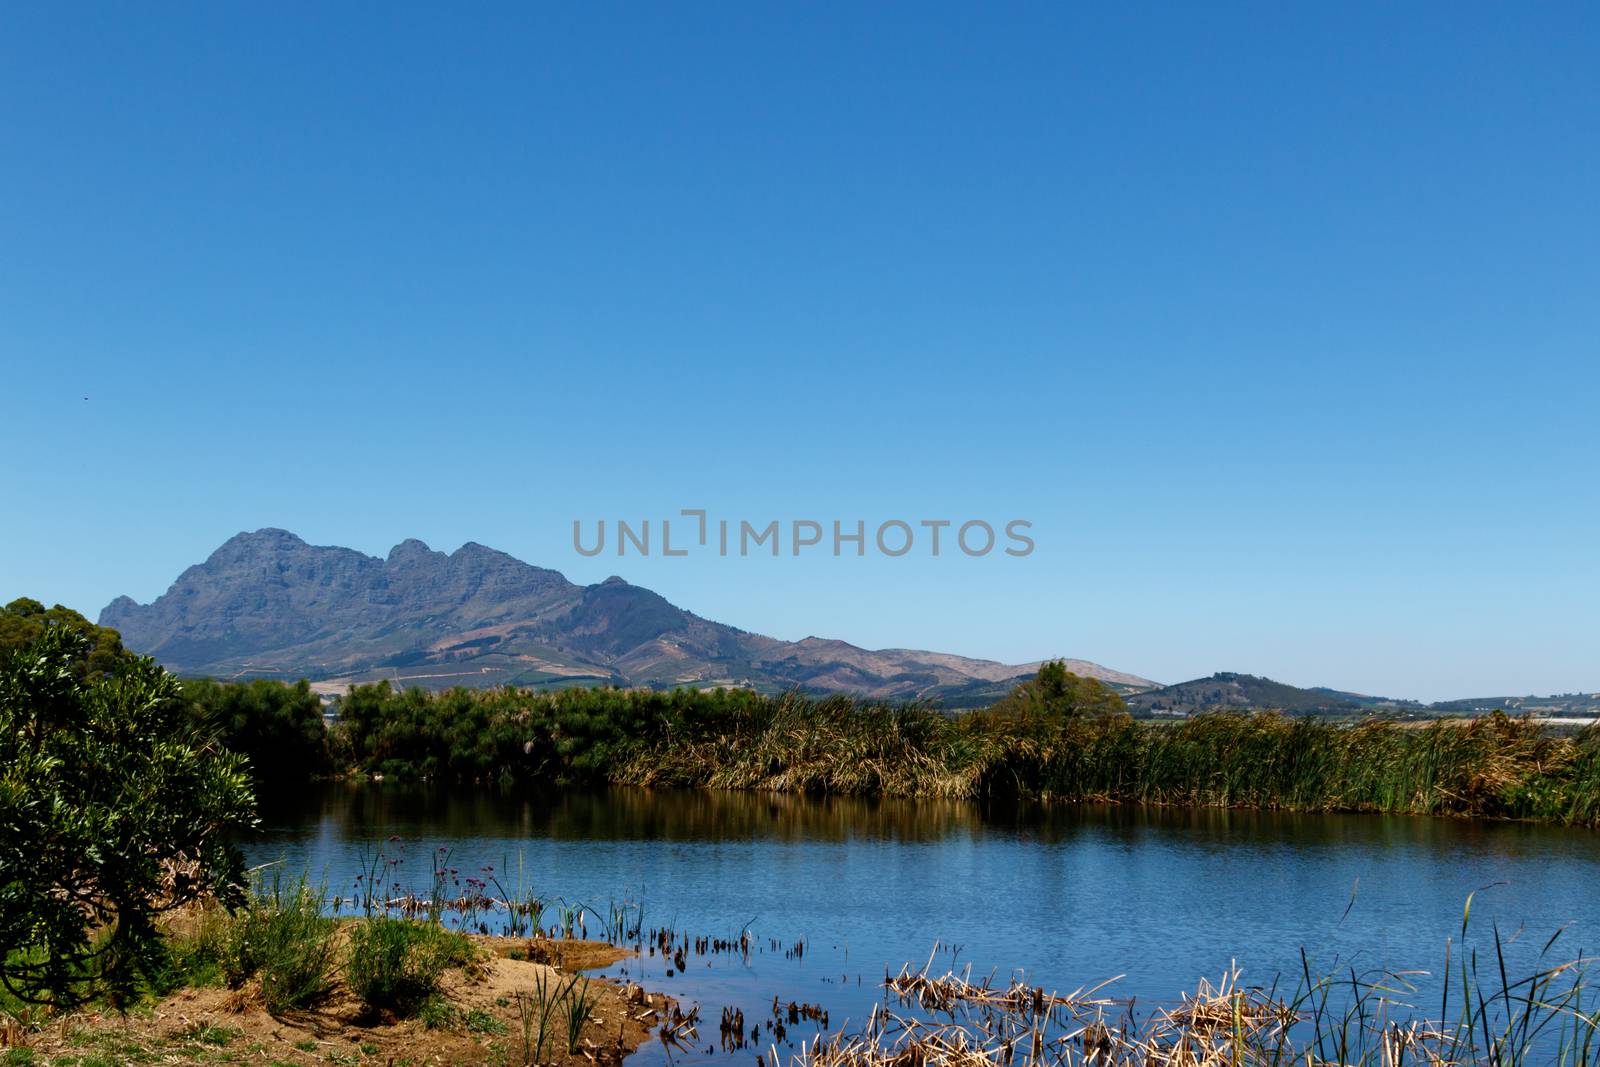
3,3,1596,702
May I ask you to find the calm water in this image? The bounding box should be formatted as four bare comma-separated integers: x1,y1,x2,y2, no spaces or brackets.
247,784,1600,1064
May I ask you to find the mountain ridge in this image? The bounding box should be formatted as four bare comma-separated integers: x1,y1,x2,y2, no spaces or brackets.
100,529,1156,704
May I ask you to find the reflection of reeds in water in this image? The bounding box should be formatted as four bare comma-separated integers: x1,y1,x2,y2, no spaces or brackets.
791,911,1599,1067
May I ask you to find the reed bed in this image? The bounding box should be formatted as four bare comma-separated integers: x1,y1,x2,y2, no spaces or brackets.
618,702,1600,826
325,680,1600,826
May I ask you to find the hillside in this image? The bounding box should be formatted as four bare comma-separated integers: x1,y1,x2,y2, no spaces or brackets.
1430,692,1600,717
1308,687,1426,710
1126,672,1363,714
100,529,1156,704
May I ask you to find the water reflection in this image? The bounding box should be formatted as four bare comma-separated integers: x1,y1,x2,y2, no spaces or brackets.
245,784,1600,1067
256,781,1600,860
258,783,986,844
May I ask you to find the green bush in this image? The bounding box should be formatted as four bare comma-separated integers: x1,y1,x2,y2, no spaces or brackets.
0,627,255,1007
346,918,473,1018
220,878,338,1014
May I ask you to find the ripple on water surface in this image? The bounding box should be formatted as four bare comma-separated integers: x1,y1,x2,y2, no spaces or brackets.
245,784,1600,1065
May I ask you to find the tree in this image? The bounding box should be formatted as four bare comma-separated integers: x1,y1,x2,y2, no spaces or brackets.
183,678,333,781
0,598,134,680
991,660,1127,719
0,627,257,1007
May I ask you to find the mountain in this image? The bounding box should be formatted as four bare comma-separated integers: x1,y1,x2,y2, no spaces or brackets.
1125,672,1364,714
100,529,1156,704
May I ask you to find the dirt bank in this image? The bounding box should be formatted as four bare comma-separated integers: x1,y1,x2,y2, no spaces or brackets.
14,937,670,1067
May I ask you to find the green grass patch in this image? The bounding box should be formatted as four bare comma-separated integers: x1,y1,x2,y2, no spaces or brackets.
464,1008,506,1035
221,877,339,1014
183,1023,240,1047
346,917,475,1019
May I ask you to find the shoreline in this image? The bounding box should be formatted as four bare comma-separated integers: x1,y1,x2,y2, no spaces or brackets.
10,933,672,1067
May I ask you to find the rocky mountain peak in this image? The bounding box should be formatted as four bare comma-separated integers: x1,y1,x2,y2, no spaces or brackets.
386,538,440,563
97,530,1153,705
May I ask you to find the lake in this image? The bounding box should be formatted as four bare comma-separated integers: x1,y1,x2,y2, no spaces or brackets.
247,784,1600,1064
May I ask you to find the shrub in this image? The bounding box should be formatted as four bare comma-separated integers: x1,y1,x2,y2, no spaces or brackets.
0,627,255,1007
221,878,338,1014
346,918,473,1018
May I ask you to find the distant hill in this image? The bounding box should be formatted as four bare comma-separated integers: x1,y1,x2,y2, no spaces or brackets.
1307,686,1425,710
1105,672,1597,718
100,529,1156,705
1126,672,1363,714
1430,693,1600,716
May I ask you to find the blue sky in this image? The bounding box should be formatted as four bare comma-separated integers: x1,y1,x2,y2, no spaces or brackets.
3,3,1596,701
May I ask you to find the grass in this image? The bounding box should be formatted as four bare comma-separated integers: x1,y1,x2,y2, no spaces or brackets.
512,970,561,1066
464,1008,506,1035
560,975,593,1055
182,1023,239,1046
415,996,456,1031
345,917,474,1019
507,968,597,1064
220,876,340,1014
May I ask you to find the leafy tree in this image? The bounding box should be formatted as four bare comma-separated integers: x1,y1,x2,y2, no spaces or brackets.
0,627,257,1007
0,598,133,680
991,660,1127,719
184,678,332,780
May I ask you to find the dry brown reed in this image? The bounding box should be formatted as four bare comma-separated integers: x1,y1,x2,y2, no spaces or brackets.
783,949,1600,1067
